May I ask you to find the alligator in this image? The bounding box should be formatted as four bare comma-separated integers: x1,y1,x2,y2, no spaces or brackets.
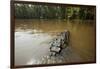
49,31,69,56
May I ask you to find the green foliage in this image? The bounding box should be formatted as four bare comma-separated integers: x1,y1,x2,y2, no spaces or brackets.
15,3,95,20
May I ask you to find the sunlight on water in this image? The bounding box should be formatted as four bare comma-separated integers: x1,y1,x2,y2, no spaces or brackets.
15,29,55,65
15,19,95,66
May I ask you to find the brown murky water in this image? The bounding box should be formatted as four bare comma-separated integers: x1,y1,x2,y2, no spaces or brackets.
15,19,96,66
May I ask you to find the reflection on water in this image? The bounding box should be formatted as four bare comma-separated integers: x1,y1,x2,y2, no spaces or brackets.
15,31,53,65
15,19,96,66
